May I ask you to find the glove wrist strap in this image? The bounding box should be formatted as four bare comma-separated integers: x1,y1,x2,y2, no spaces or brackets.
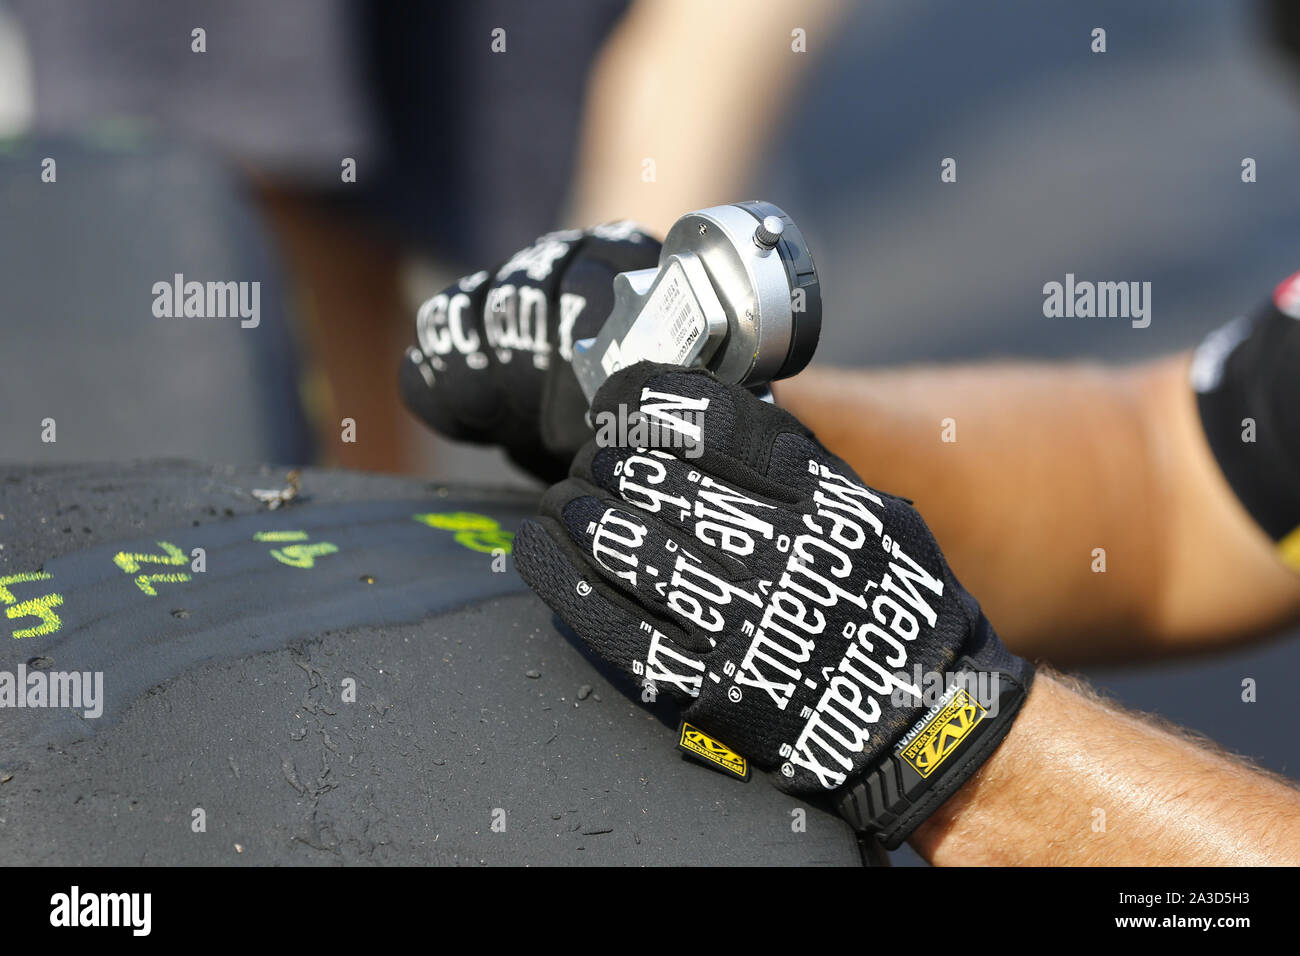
834,655,1032,850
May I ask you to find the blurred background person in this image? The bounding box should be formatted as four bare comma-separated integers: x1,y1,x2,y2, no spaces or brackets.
0,0,838,472
0,0,632,471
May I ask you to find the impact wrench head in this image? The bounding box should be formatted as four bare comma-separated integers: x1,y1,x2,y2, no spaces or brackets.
571,201,822,403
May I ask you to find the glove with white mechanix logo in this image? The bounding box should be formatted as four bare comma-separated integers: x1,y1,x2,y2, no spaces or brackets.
400,223,661,482
513,362,1034,849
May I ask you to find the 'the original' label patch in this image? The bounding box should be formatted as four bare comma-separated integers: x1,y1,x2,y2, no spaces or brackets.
897,688,987,779
677,721,750,780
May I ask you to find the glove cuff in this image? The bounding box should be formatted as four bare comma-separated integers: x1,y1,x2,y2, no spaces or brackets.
834,637,1033,850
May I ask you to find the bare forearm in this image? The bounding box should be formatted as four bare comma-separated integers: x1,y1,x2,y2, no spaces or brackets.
777,358,1300,662
567,0,844,234
911,673,1300,866
777,361,1161,660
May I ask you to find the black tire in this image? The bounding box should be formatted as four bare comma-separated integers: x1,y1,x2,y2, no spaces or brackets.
0,460,860,865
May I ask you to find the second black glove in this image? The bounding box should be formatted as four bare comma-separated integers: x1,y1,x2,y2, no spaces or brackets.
400,223,661,481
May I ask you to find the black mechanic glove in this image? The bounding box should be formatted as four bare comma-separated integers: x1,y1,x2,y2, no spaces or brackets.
400,223,661,482
513,362,1034,848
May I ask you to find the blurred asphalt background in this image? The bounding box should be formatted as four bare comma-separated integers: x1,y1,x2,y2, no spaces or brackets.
2,1,1298,863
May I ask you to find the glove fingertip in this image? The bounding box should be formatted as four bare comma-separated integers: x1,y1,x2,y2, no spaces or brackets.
398,348,485,442
516,518,697,702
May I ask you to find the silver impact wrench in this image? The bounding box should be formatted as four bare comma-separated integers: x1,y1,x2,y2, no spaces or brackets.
571,201,821,403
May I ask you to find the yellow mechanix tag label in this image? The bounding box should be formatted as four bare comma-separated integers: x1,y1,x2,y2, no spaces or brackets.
1278,525,1300,574
677,722,750,780
899,689,987,779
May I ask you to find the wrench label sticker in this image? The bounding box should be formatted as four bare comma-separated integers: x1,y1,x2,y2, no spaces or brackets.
601,262,708,376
